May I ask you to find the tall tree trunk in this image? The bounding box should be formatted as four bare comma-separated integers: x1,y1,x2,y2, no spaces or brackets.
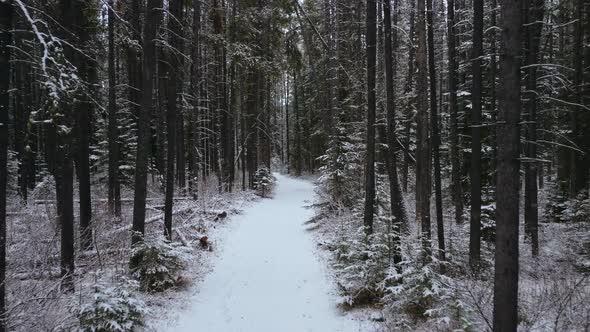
493,0,522,329
363,0,377,235
132,0,163,245
469,0,484,268
490,0,498,188
427,0,444,261
165,0,184,240
126,0,142,177
56,141,75,291
447,0,463,224
294,70,302,176
189,0,202,198
13,23,28,202
56,0,81,292
0,2,12,328
214,0,232,191
524,0,544,257
108,0,121,218
569,0,587,196
285,76,290,173
416,0,431,256
383,0,407,266
402,0,416,193
74,0,95,252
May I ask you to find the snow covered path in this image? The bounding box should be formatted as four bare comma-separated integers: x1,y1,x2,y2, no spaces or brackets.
165,174,369,332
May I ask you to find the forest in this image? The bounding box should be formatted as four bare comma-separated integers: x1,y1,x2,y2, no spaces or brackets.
0,0,589,331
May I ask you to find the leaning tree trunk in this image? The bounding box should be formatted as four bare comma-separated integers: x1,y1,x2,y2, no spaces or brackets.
493,0,523,329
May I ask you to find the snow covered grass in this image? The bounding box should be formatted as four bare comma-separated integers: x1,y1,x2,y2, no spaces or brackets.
309,173,590,331
4,175,258,331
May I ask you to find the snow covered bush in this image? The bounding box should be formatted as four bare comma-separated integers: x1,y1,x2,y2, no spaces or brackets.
253,168,275,198
130,237,191,292
546,189,590,223
77,279,147,332
385,257,452,325
317,126,364,208
334,226,391,307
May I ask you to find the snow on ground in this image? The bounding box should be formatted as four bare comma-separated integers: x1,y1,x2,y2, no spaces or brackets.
159,173,372,332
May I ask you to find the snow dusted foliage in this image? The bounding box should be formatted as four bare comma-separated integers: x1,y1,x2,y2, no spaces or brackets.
384,256,454,328
130,237,191,292
77,279,147,332
14,0,81,104
318,126,364,208
546,187,590,224
253,168,275,198
333,226,390,307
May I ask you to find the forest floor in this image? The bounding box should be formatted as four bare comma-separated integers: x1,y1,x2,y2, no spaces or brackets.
153,174,374,332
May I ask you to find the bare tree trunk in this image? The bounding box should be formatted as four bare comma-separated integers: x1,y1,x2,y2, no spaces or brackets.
469,0,484,267
490,0,498,188
0,2,12,328
189,0,202,198
383,0,407,266
133,0,163,245
108,0,121,218
493,0,523,329
447,0,463,225
402,0,415,193
416,0,432,256
524,0,544,257
427,0,444,261
363,0,377,235
569,0,587,196
285,76,290,173
165,0,184,240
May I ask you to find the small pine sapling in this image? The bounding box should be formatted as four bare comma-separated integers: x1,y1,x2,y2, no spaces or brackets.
77,279,147,332
130,237,191,292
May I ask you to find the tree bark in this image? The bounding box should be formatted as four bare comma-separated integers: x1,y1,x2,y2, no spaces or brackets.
189,0,202,198
427,0,445,261
447,0,463,225
383,0,407,266
524,0,544,257
470,0,484,267
0,2,12,328
132,0,163,245
416,0,431,256
363,0,377,235
402,0,415,193
493,0,522,329
165,0,185,240
108,0,121,218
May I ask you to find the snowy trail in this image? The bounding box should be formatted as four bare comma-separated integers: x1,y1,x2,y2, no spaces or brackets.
165,174,369,332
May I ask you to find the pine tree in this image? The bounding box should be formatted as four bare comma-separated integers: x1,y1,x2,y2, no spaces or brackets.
493,0,523,328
